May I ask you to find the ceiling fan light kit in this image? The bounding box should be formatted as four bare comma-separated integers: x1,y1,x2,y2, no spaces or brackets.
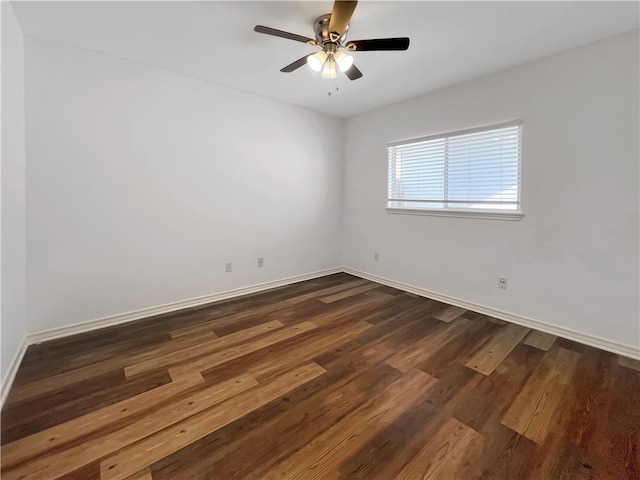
254,0,410,81
307,51,327,72
320,57,338,79
334,51,354,72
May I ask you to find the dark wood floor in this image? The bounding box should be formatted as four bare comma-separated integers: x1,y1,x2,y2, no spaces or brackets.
2,273,639,479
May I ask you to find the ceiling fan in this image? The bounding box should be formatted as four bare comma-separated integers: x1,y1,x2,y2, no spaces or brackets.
254,1,410,81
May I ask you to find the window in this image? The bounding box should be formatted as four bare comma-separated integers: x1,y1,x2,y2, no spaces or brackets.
387,120,523,220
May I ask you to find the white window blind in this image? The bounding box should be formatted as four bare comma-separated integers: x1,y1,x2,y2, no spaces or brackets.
388,120,522,217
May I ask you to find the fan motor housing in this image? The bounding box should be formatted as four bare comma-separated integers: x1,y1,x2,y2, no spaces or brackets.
313,14,349,46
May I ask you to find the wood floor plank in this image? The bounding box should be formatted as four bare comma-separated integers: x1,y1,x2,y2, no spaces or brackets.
1,373,204,468
319,283,380,303
464,323,530,375
523,330,557,351
168,279,369,338
167,321,318,378
160,277,349,339
618,355,640,372
124,468,153,480
454,343,545,434
454,344,544,479
341,409,432,480
13,332,169,386
6,363,127,407
339,364,483,480
474,424,537,479
1,373,258,480
525,349,618,479
1,370,174,446
99,363,326,480
58,461,101,480
364,290,394,300
191,317,377,389
246,321,373,381
168,369,205,383
261,369,438,480
15,330,171,380
6,331,220,405
166,303,282,339
394,417,484,480
433,305,467,323
606,362,640,478
169,323,221,339
365,295,441,326
258,289,405,335
378,314,442,352
124,320,284,377
315,314,436,374
386,318,471,373
152,362,403,480
414,319,501,379
193,319,373,387
501,346,581,444
310,292,400,327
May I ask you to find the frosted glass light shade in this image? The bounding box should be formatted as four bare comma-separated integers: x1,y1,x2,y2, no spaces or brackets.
321,57,337,79
334,51,354,72
307,51,327,72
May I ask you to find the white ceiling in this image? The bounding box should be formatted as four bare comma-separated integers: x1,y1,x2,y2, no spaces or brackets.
12,1,640,118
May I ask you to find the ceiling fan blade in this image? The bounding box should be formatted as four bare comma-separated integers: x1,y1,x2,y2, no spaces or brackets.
280,55,312,73
348,37,410,51
344,64,363,81
254,25,315,44
328,1,358,40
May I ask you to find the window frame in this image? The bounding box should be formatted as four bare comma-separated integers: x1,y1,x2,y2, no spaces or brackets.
386,120,524,221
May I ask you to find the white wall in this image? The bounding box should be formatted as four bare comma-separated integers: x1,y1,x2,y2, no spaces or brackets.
25,36,344,332
16,28,640,356
343,30,640,351
1,1,27,383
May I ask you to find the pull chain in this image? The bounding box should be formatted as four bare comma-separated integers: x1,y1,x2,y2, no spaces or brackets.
328,76,340,96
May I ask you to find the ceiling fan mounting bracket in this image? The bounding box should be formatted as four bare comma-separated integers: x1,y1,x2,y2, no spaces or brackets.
313,14,349,47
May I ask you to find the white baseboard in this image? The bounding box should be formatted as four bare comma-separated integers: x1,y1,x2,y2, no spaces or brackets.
342,267,640,360
0,267,341,408
1,337,28,407
27,267,342,345
3,264,637,409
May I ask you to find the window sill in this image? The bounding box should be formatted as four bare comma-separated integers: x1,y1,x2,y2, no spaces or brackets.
386,207,524,221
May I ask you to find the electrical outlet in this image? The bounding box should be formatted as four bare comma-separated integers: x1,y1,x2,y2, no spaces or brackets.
498,277,507,290
225,262,232,273
374,252,379,261
258,257,264,268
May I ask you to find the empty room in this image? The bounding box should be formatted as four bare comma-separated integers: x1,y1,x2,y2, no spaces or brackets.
1,1,639,478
